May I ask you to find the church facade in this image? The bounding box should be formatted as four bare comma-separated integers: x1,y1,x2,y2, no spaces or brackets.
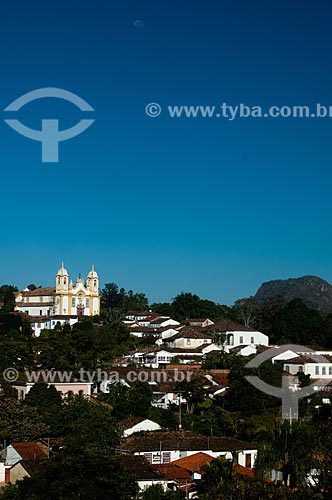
15,263,100,318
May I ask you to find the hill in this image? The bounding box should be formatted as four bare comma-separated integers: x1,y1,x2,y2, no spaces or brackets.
255,275,332,315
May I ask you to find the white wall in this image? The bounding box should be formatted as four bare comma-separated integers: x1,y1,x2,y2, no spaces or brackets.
135,448,257,467
170,338,212,349
124,420,162,437
225,330,269,348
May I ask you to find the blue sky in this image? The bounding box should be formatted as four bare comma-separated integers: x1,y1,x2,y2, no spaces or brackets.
1,0,332,304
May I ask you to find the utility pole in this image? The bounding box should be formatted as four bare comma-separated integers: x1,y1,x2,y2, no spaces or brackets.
178,393,182,430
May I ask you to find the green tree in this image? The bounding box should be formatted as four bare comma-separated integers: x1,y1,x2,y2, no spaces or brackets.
141,484,183,499
128,381,153,417
0,397,49,442
24,383,63,435
176,378,206,414
1,453,138,500
233,297,258,327
255,421,318,488
100,283,149,314
200,456,233,492
61,395,120,454
0,285,18,311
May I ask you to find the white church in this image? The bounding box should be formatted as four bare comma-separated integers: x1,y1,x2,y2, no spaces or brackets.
14,263,100,335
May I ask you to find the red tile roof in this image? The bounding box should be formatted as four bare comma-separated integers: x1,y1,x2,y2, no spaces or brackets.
204,320,257,332
172,452,213,473
121,455,165,480
11,442,48,461
18,287,56,297
235,465,255,478
153,463,192,481
121,431,257,453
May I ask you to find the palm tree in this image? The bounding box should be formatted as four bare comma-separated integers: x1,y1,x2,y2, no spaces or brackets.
200,456,233,491
255,421,316,488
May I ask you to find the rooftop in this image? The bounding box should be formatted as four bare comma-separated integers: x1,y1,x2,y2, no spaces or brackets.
121,431,257,453
173,452,213,473
121,455,165,480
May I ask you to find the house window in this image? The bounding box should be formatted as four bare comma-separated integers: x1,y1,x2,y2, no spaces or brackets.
285,365,290,372
40,297,43,303
315,366,319,376
322,367,326,375
245,454,252,468
329,367,332,375
163,452,171,463
251,337,254,344
79,390,84,396
144,453,152,463
40,310,43,316
152,454,162,464
158,356,166,362
239,336,243,344
298,366,304,373
187,339,191,345
204,339,208,343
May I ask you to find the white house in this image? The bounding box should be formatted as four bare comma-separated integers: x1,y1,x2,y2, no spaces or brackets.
203,321,269,350
165,328,213,350
283,355,332,379
0,442,48,485
121,431,257,468
121,417,162,437
28,316,79,337
121,455,169,492
137,316,180,329
188,319,214,328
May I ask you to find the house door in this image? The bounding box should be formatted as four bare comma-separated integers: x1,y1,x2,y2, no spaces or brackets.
245,454,252,468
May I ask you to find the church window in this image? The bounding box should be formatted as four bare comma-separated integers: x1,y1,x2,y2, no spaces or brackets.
72,298,76,307
86,298,90,308
94,279,97,287
64,278,67,285
58,277,60,285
